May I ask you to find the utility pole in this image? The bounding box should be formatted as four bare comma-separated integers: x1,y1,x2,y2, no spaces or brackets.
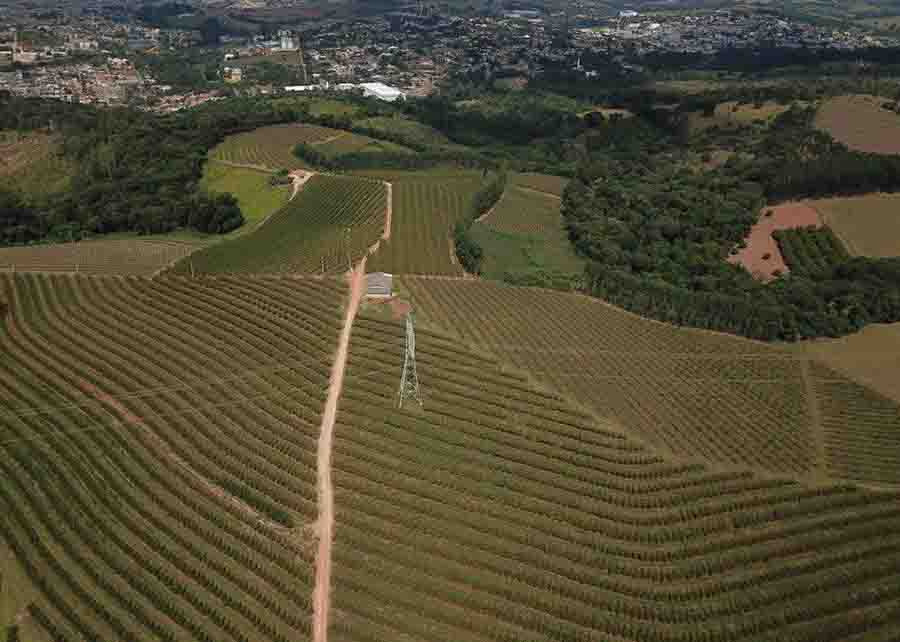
398,312,423,408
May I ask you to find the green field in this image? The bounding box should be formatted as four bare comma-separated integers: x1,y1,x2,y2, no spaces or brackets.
199,163,291,232
0,239,205,276
0,272,345,642
209,123,338,170
311,132,413,158
368,174,484,276
326,302,900,642
355,116,450,146
510,172,569,197
810,194,900,257
404,277,900,486
773,226,849,275
184,174,386,274
472,185,583,282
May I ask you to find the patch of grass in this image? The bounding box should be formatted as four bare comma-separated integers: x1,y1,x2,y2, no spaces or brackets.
354,116,450,147
815,94,900,155
199,163,291,234
810,193,900,257
312,132,413,158
509,172,569,197
472,185,583,281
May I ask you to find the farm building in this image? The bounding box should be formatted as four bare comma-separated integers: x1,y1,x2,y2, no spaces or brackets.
359,82,406,102
366,271,393,297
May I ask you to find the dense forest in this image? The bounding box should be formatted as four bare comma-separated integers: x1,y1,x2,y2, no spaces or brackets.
0,94,316,244
564,102,900,341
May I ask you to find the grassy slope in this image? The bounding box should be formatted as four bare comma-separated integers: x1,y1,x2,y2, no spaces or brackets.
184,174,386,274
330,304,900,642
805,323,900,405
199,163,291,233
403,277,900,487
354,116,450,146
472,185,583,280
815,94,900,155
809,193,900,257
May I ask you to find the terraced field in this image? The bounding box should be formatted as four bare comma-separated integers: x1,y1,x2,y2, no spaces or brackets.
368,175,484,275
0,272,346,642
184,174,386,274
510,172,568,197
311,133,412,158
328,306,900,642
209,123,339,170
0,239,205,276
403,277,900,486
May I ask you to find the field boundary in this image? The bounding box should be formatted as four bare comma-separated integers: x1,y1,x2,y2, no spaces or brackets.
800,359,827,480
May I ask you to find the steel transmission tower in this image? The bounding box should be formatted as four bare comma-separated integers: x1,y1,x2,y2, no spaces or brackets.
398,312,423,408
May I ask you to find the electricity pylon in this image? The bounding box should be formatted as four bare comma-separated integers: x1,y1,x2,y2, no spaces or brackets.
398,312,422,409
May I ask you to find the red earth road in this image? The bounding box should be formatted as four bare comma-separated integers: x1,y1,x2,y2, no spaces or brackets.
312,257,367,642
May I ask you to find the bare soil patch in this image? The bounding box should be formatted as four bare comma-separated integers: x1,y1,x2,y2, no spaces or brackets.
728,202,822,281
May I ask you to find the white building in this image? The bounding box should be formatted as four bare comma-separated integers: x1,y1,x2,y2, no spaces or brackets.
359,82,405,102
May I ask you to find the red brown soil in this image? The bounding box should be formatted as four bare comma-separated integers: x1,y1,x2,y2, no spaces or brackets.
728,202,822,281
312,257,366,642
382,181,393,240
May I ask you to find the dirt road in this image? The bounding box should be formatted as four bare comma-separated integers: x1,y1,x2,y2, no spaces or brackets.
290,170,315,201
312,257,367,642
382,182,393,240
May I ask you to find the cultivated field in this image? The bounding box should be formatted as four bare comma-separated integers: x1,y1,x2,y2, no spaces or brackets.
311,132,412,158
404,277,900,486
481,185,564,235
773,226,848,275
0,272,346,642
199,163,291,231
209,123,339,170
728,202,822,281
328,305,900,642
473,185,583,280
810,193,900,257
0,239,204,276
815,94,900,155
185,174,386,274
510,172,568,197
355,117,450,146
368,174,483,275
806,323,900,405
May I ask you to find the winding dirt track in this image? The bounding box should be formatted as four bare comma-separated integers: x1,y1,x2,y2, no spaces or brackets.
312,258,367,642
